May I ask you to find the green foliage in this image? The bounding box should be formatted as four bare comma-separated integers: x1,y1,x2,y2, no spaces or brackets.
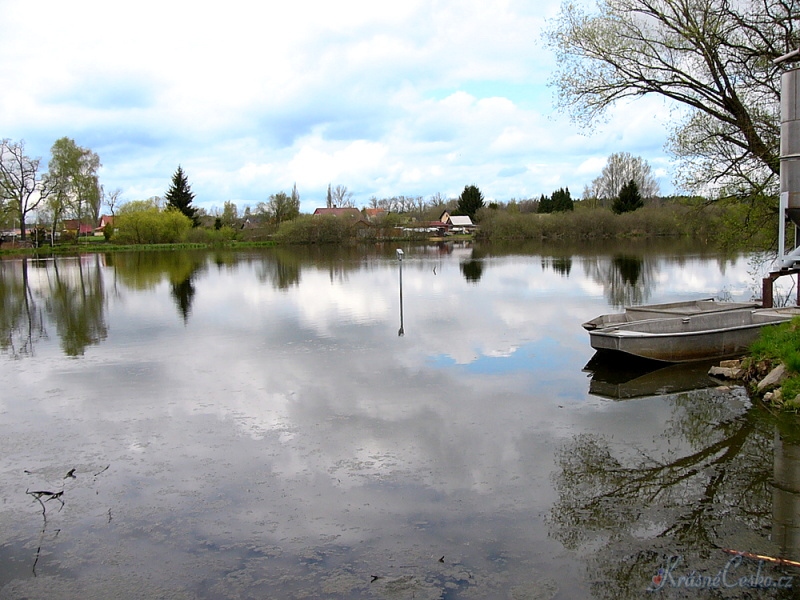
612,180,643,214
553,188,574,212
750,319,800,371
221,201,238,227
712,192,778,251
187,225,240,246
537,194,551,214
112,200,193,244
456,185,484,218
540,188,574,213
478,203,732,241
273,215,355,244
47,137,101,228
165,166,198,226
268,191,301,224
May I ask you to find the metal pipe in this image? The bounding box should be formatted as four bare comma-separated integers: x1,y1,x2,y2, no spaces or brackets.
779,242,800,269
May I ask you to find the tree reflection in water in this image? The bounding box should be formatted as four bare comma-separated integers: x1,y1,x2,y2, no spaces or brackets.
541,255,573,277
582,253,656,309
548,391,799,599
0,256,109,358
255,248,301,290
459,259,483,283
47,255,108,355
0,258,46,358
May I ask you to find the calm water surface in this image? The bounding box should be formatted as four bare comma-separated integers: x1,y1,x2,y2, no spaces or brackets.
1,241,799,599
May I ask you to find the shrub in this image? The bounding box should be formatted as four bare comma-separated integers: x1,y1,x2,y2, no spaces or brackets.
187,225,240,245
112,201,193,244
477,203,736,242
273,215,355,244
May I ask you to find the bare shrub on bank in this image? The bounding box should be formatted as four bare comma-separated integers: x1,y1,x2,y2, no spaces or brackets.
477,204,730,243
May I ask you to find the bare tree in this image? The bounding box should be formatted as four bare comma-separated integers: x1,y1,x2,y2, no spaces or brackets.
587,152,660,206
102,187,122,217
0,139,50,242
545,0,797,198
428,192,448,212
330,184,354,207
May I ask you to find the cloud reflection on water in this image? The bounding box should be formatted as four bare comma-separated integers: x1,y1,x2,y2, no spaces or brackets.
0,242,781,598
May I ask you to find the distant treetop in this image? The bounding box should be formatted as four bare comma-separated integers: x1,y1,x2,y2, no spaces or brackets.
165,166,198,226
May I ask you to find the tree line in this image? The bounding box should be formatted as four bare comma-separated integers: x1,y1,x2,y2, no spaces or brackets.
2,0,794,247
0,138,671,248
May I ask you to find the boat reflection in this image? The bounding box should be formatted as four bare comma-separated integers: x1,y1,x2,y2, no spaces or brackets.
583,351,721,399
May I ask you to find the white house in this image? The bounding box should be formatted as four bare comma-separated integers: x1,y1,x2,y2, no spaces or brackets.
439,211,475,232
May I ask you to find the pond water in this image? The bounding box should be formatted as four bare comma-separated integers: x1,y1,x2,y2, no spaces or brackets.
1,240,799,599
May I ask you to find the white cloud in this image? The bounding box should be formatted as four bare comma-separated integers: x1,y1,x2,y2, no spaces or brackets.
0,0,678,209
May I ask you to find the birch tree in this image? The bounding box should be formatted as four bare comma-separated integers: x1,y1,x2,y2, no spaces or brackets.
46,137,101,236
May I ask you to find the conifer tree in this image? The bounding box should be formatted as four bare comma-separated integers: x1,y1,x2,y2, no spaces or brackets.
456,185,484,219
538,193,553,214
612,179,644,214
551,187,574,212
165,166,198,225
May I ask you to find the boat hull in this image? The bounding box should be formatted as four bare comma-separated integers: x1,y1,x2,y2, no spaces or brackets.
582,299,760,330
588,307,800,363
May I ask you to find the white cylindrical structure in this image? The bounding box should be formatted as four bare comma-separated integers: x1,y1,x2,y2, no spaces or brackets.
782,68,800,228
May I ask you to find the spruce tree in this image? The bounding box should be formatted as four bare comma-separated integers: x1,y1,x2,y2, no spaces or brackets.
612,179,644,214
165,166,198,225
551,187,574,212
456,185,484,219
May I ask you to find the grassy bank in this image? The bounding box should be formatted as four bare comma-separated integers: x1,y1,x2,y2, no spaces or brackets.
746,318,800,409
0,240,278,258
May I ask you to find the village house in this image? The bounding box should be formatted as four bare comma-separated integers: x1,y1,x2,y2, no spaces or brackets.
62,219,95,237
312,207,363,218
439,211,476,233
313,206,372,237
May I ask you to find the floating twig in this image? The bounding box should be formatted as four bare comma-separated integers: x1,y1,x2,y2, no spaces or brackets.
26,488,63,576
27,490,64,510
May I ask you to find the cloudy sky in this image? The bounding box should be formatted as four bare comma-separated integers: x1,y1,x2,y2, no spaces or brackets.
0,0,677,214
